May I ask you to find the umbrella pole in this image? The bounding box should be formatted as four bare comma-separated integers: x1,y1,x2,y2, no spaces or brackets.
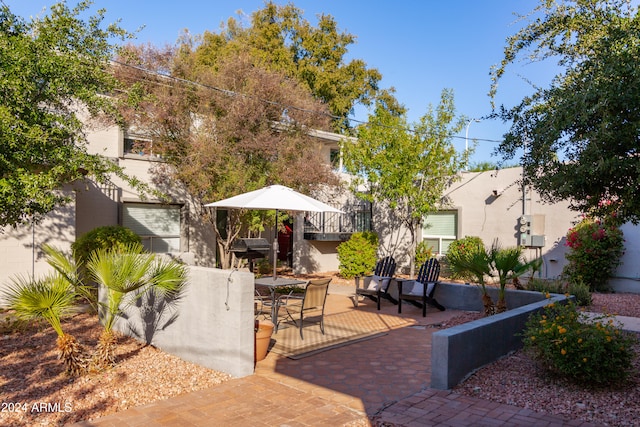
273,210,279,280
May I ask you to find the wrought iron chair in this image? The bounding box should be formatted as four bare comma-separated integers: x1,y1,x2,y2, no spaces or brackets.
397,258,446,317
354,256,397,310
254,288,273,320
276,278,331,339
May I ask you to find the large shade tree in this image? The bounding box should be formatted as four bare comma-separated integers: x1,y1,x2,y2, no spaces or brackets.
343,89,468,277
184,1,383,132
113,1,394,268
114,45,340,268
491,0,640,223
0,1,145,228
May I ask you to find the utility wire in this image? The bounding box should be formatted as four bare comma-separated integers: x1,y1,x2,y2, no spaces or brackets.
112,59,505,144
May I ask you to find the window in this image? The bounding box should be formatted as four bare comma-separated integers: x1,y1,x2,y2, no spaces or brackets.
422,211,457,255
124,137,153,156
123,136,164,159
122,202,181,253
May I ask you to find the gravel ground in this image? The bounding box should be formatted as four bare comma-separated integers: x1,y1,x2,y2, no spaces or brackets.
451,292,640,427
0,314,231,426
1,289,639,426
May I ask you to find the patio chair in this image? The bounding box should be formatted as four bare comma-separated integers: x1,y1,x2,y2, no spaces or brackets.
254,288,272,320
276,278,331,339
354,256,397,310
397,258,446,317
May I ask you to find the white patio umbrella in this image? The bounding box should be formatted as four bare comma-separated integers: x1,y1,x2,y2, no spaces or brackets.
205,185,342,279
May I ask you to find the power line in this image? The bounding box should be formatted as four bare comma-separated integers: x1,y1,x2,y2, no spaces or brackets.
112,60,505,144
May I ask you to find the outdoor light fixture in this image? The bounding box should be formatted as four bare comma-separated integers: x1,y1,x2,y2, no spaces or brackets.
465,118,481,154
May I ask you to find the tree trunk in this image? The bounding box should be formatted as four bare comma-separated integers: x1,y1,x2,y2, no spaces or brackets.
56,334,89,376
92,329,118,370
495,297,507,313
409,222,417,279
482,293,495,317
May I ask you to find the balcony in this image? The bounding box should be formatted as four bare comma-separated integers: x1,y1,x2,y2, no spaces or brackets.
303,203,372,241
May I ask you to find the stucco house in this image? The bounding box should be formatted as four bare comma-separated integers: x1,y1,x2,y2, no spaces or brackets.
2,121,640,301
0,121,362,297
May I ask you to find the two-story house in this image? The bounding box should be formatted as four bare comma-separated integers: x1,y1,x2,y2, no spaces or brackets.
2,120,639,299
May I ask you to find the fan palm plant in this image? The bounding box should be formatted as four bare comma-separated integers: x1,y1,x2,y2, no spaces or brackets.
447,240,494,316
490,242,535,313
2,274,88,375
42,244,97,312
87,243,187,369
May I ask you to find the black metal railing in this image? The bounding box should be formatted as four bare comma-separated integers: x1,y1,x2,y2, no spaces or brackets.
303,202,372,241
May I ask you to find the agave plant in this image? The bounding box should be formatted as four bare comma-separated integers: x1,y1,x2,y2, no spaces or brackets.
2,274,88,375
86,242,187,369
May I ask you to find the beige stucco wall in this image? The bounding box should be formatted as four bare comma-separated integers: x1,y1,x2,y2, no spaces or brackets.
292,215,342,274
0,120,218,306
445,167,581,280
0,195,76,304
81,123,218,267
331,167,583,280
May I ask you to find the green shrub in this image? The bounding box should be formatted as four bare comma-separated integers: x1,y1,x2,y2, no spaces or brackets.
72,225,142,266
415,240,433,267
522,298,636,386
527,277,564,293
442,236,485,283
256,258,272,276
336,231,378,279
563,217,624,292
526,278,592,306
566,280,592,306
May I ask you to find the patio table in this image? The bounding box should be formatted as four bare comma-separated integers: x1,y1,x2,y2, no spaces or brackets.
254,277,307,331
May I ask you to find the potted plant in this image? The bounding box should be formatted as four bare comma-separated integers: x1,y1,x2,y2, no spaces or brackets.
255,319,274,362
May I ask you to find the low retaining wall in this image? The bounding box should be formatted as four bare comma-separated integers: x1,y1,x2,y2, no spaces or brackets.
101,266,255,378
430,283,568,390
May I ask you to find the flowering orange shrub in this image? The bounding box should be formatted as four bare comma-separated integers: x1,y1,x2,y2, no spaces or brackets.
522,298,635,386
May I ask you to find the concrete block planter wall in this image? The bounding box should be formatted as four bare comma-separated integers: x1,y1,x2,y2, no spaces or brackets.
430,282,569,390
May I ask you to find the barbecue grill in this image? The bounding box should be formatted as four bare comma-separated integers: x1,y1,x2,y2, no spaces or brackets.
230,238,270,272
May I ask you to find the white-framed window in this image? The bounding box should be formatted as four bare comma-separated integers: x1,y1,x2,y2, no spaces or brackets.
124,136,153,155
123,132,164,160
422,211,458,255
122,202,181,253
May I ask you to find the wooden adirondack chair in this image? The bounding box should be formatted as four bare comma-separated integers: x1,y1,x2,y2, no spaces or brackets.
354,256,397,310
397,258,446,317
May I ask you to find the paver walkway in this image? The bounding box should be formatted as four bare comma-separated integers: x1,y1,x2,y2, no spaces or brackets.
72,285,603,426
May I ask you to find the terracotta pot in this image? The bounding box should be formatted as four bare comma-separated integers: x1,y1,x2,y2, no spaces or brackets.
255,319,274,362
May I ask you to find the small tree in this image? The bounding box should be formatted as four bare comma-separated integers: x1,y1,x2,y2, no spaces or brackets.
87,243,187,369
3,274,88,375
343,89,467,277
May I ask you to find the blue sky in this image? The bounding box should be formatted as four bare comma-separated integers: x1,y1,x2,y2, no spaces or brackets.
7,0,559,165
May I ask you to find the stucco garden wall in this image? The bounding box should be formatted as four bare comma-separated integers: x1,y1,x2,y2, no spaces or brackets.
105,266,255,378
